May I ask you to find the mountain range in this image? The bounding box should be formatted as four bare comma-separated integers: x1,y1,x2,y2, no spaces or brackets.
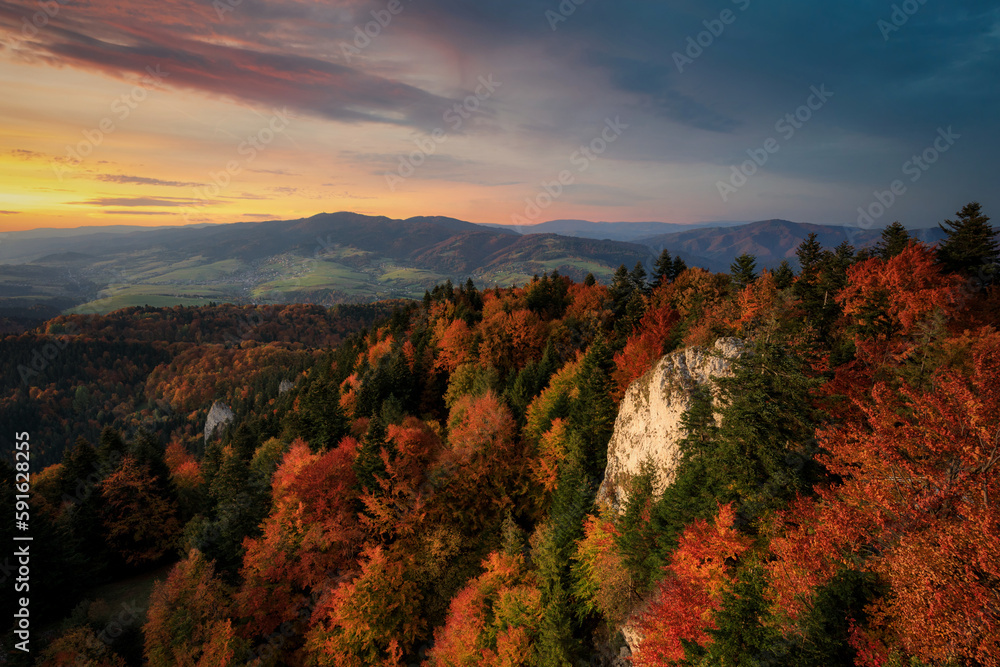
0,213,945,320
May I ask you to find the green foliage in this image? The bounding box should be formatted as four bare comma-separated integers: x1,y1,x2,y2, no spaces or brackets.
876,221,911,260
937,201,998,277
773,260,795,289
730,253,758,290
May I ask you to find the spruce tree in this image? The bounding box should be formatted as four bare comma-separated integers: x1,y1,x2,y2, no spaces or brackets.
730,253,758,290
875,221,910,260
773,259,795,289
937,202,998,276
671,256,688,280
652,248,674,287
629,261,649,296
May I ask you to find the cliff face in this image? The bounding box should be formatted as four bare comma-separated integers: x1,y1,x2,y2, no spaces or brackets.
204,401,235,444
597,338,742,510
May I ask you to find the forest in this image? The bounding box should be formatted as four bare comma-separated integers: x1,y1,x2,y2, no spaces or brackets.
1,202,998,666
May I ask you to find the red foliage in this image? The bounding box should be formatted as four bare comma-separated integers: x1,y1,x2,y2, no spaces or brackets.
612,302,680,400
237,438,362,637
634,504,752,665
774,333,1000,665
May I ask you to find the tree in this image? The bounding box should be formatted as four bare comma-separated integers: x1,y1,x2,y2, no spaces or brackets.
937,201,998,275
875,221,910,260
629,261,650,296
427,551,544,667
730,253,758,290
145,549,246,666
773,260,795,289
99,456,181,566
303,545,423,665
609,264,634,317
671,256,688,281
652,248,674,288
633,504,752,666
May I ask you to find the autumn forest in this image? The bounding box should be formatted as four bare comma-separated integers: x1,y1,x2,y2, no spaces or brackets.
2,203,999,666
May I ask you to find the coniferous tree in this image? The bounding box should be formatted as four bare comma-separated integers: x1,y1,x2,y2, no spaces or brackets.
730,253,758,290
609,264,633,316
629,261,649,296
773,260,795,289
652,248,674,287
937,202,998,276
671,256,688,280
875,221,911,260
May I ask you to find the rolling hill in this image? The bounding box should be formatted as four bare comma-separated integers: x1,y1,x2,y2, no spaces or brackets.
0,213,945,320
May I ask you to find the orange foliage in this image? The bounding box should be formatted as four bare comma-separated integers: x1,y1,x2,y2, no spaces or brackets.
477,308,546,371
426,551,543,667
435,319,474,373
357,417,444,541
144,549,235,666
532,418,569,495
572,514,633,625
165,441,203,490
303,545,422,666
777,333,1000,665
837,242,962,360
238,438,362,637
634,504,752,665
730,269,780,335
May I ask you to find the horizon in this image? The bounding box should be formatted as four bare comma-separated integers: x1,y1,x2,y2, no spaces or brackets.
2,1,998,233
0,211,955,236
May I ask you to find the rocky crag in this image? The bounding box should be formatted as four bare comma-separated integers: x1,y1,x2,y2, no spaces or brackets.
597,337,743,510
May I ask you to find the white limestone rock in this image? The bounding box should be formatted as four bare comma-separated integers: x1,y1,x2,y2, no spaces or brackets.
597,337,743,510
204,401,235,444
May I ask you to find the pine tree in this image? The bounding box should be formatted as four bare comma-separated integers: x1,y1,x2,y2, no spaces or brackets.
937,202,998,276
353,413,389,494
610,264,633,317
652,248,674,288
773,260,795,289
629,261,650,296
671,256,688,280
875,221,910,260
730,253,758,290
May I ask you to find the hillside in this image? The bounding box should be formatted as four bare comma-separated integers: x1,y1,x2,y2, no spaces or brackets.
638,219,948,271
0,213,652,317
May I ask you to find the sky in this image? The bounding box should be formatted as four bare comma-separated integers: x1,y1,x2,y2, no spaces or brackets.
0,0,997,232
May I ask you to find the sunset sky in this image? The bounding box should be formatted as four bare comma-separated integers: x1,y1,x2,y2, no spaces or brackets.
1,0,997,232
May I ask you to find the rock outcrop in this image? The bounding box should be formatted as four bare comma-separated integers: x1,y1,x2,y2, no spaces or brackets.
279,379,295,394
204,401,235,444
597,337,743,509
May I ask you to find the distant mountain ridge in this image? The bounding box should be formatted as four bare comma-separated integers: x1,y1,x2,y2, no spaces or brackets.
0,212,945,317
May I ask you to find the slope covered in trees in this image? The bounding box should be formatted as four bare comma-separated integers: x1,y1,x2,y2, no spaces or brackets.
2,203,998,666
